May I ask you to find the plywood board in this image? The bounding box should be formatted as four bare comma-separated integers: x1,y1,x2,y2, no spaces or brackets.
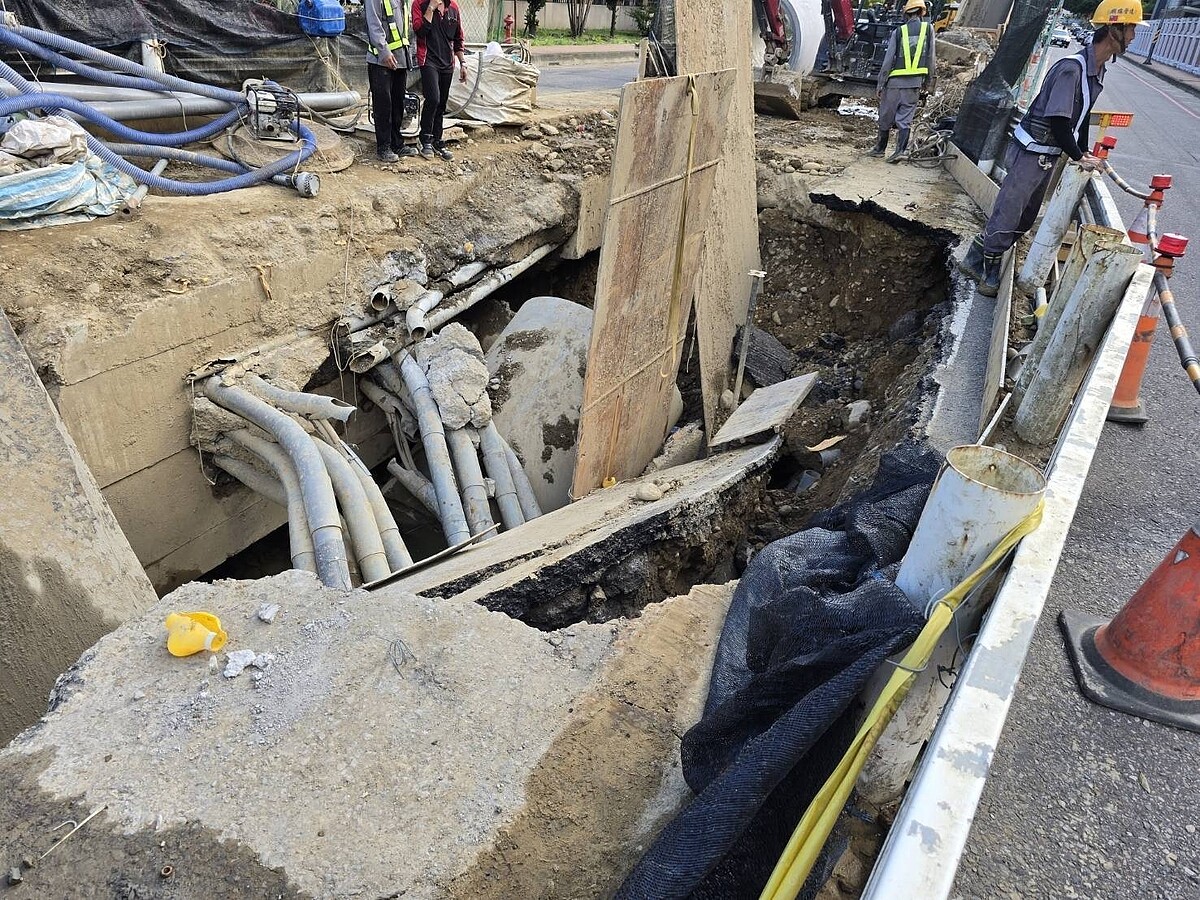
674,0,763,441
571,71,735,499
711,372,818,448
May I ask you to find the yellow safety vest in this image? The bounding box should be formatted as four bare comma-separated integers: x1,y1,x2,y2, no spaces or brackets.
889,21,929,78
371,0,410,54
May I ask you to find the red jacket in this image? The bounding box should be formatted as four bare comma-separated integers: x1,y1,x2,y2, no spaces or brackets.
412,0,465,68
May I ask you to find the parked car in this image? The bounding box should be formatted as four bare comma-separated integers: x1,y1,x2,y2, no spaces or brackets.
1050,28,1072,47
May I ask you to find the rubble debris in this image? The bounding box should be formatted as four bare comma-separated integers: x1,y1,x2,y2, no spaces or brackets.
635,482,665,503
646,422,706,474
257,603,281,624
712,372,819,448
846,399,873,431
733,323,800,388
413,323,492,430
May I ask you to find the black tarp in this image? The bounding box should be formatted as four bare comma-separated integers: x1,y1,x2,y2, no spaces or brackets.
2,1,371,91
952,0,1055,164
618,445,941,899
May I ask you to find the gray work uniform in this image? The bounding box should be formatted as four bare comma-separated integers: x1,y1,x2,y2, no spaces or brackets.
877,16,936,130
980,45,1105,256
365,0,419,155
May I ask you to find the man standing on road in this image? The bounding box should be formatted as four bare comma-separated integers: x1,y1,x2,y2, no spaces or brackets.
413,0,467,161
959,0,1143,297
366,0,419,162
870,0,936,163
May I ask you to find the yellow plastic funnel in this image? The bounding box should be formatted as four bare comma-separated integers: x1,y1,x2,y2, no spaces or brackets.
164,611,228,657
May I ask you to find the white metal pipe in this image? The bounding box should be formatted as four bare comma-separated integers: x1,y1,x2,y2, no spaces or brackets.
479,422,524,530
120,157,167,216
405,289,444,341
211,454,319,575
311,438,391,582
423,244,557,333
446,427,496,537
31,81,360,107
202,377,349,588
348,340,393,375
1016,163,1093,297
226,429,318,576
394,350,471,545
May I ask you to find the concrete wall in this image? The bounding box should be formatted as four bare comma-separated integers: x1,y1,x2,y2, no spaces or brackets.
514,1,642,34
0,309,157,746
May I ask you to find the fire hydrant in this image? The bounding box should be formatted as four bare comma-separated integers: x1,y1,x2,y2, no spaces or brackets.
503,13,514,42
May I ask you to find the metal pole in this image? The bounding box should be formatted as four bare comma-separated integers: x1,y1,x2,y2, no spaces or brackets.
731,270,767,410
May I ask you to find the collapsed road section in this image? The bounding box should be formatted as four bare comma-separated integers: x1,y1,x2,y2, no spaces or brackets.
2,0,1171,897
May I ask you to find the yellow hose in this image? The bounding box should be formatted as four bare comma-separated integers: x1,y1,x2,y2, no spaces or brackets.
759,500,1045,900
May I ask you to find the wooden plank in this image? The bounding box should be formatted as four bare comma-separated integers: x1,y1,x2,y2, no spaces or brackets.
674,0,762,442
978,251,1015,433
711,372,818,448
945,141,999,215
571,71,736,499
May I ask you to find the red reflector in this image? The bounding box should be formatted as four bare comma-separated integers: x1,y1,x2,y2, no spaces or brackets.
1157,233,1189,257
1151,174,1173,190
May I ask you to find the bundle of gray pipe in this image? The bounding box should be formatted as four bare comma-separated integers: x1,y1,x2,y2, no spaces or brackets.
193,374,412,589
366,325,542,547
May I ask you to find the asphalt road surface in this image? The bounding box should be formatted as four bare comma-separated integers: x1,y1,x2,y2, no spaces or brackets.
537,61,638,94
955,51,1200,900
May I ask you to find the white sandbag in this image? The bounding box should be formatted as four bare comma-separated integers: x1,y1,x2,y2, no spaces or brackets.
448,54,539,125
0,152,137,230
1,115,89,164
0,150,31,176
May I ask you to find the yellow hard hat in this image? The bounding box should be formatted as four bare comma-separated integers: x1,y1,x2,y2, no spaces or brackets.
1091,0,1144,25
904,0,928,13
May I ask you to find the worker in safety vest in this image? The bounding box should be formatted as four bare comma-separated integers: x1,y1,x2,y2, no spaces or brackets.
960,0,1143,297
366,0,419,162
870,0,936,163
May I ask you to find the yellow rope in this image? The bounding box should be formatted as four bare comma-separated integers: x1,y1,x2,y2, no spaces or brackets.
759,499,1045,900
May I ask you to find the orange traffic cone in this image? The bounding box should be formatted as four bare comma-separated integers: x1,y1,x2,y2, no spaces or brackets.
1106,292,1160,425
1060,523,1200,732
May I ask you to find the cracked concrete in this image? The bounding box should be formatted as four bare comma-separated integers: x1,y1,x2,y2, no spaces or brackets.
415,323,493,430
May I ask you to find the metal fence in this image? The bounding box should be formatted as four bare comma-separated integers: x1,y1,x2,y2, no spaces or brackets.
1127,17,1200,75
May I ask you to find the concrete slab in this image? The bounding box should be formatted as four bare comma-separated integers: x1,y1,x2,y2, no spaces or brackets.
0,573,733,899
396,438,779,625
711,372,817,448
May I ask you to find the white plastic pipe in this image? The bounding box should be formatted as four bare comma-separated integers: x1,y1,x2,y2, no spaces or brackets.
499,434,542,520
423,244,557,332
1016,163,1093,297
386,459,441,516
446,427,496,537
243,373,355,422
405,289,444,341
395,351,471,545
203,377,350,589
479,422,525,530
896,445,1046,607
1014,241,1144,445
311,438,391,582
226,429,318,575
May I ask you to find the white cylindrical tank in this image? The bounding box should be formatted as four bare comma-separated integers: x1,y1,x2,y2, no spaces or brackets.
896,445,1046,607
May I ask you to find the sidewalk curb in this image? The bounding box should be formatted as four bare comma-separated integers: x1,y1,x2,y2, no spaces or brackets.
530,44,640,66
1120,56,1200,100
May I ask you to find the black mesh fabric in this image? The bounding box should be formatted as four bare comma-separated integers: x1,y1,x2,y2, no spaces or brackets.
952,0,1055,164
617,445,941,899
2,1,370,91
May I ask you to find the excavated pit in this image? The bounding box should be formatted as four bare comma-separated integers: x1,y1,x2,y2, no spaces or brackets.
208,202,952,633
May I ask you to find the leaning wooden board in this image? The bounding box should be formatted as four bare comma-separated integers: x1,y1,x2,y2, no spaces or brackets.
571,71,735,499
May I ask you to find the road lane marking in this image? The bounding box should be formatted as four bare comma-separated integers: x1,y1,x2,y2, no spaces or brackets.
1119,65,1200,121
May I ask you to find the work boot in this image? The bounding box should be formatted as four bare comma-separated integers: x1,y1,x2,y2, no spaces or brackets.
418,142,435,160
377,149,400,163
432,142,454,161
867,129,889,158
957,236,986,281
977,252,1003,298
886,127,910,163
